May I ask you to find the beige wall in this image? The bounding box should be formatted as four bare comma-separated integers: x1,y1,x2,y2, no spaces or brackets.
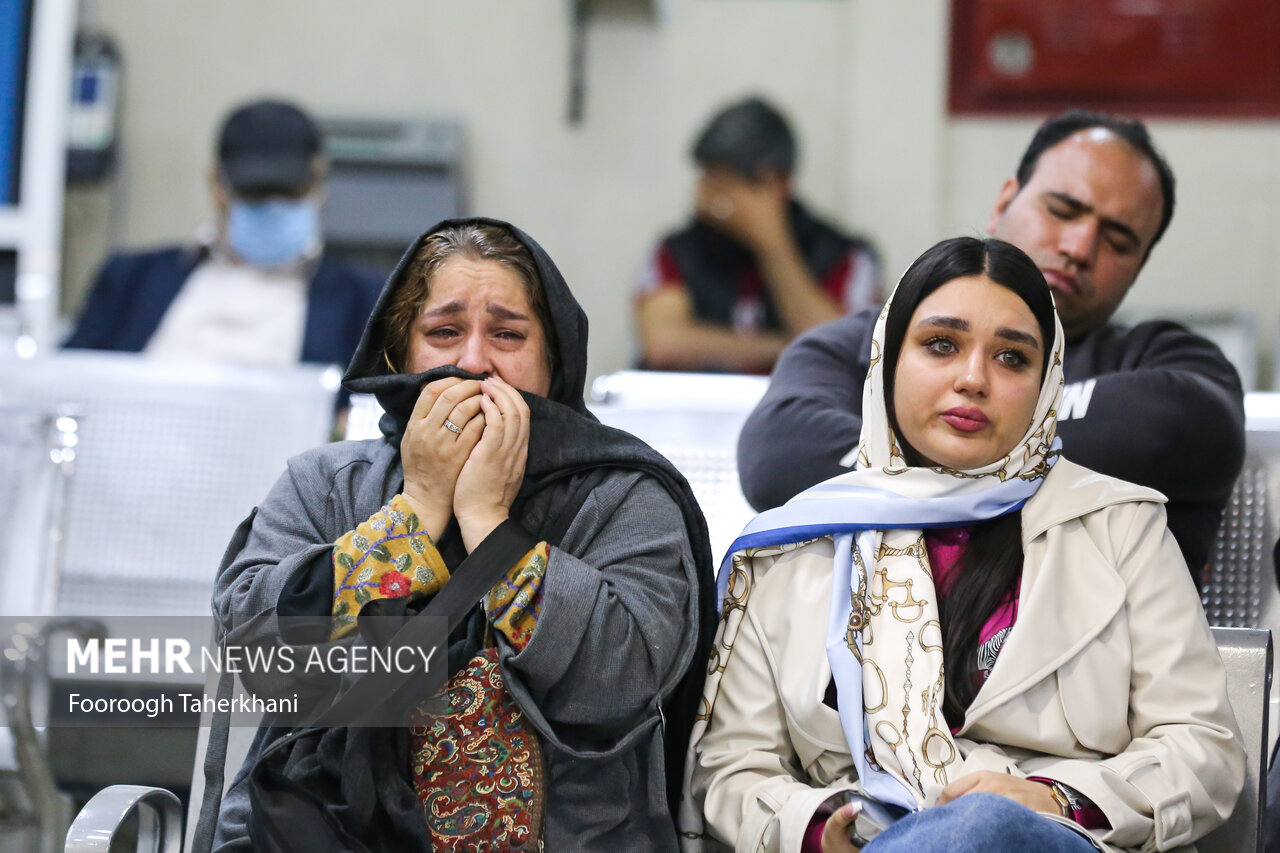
66,0,855,382
64,0,1280,387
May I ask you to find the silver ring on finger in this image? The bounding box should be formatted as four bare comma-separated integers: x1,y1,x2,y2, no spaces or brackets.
442,418,463,435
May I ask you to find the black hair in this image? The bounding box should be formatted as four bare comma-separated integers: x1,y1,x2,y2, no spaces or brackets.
879,236,1056,726
882,236,1055,428
692,96,795,179
1014,109,1176,258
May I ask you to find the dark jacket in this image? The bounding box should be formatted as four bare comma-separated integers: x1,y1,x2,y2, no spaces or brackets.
64,246,382,367
736,307,1246,582
211,218,714,851
658,201,876,332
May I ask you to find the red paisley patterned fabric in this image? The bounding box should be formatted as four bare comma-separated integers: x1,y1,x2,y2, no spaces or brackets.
410,647,545,851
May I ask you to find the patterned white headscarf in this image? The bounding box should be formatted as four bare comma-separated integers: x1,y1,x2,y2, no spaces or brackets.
823,286,1064,809
680,269,1065,847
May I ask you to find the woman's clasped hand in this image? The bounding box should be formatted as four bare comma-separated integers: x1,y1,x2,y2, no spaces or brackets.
400,374,531,550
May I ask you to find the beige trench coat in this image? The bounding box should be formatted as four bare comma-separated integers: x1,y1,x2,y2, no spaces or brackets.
689,459,1244,853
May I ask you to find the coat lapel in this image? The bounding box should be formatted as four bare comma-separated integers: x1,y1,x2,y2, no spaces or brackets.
961,522,1125,728
960,460,1159,730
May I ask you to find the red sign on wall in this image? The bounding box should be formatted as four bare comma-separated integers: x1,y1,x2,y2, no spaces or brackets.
950,0,1280,117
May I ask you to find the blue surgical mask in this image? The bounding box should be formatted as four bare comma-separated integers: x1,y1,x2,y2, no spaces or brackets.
225,198,319,269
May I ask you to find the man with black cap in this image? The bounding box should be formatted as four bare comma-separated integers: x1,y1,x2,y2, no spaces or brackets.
635,96,881,373
65,98,380,369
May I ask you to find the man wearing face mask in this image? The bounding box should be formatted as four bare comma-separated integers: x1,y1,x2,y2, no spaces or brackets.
65,99,381,369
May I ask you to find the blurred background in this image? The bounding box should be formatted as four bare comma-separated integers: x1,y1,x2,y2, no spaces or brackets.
28,0,1280,389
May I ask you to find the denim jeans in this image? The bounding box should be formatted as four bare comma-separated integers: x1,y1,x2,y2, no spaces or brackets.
863,792,1101,852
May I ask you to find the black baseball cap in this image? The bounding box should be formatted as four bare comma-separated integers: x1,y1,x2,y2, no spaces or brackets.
693,96,796,179
216,99,321,196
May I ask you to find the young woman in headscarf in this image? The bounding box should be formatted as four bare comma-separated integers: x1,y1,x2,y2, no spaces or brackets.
680,236,1242,853
207,218,715,851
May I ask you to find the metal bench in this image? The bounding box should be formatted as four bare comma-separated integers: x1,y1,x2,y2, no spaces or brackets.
1200,627,1272,853
0,352,339,851
0,405,82,853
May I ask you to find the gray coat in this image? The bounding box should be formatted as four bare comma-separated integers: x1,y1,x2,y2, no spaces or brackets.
213,439,697,850
210,218,709,851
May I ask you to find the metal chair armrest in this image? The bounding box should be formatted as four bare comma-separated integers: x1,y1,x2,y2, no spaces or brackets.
64,785,182,853
1199,627,1272,853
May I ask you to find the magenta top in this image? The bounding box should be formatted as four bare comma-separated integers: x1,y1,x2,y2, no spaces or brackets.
926,525,1020,710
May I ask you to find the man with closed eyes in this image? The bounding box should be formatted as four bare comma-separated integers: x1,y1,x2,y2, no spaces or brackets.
736,109,1245,586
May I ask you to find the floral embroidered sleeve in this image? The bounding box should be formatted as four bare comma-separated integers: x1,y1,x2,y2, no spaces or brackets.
330,495,450,639
485,541,548,652
329,495,548,650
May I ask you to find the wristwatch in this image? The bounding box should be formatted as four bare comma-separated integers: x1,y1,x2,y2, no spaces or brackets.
1045,780,1074,819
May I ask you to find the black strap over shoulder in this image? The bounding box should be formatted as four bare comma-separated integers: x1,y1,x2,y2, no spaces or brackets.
240,518,543,853
192,512,544,853
313,518,538,727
